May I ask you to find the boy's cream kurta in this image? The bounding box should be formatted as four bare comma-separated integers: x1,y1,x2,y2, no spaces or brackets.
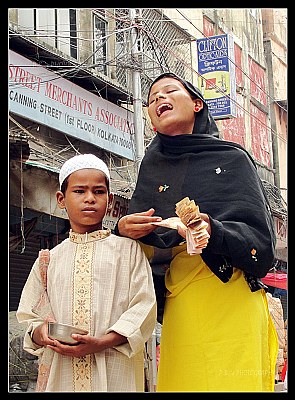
16,230,157,392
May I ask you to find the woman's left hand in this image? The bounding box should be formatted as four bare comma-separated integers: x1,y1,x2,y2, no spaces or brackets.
200,213,211,235
176,213,211,238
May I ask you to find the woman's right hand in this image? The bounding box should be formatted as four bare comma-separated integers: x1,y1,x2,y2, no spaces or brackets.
117,208,162,239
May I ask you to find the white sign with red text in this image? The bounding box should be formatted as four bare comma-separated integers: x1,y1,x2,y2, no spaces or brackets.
103,195,129,231
9,50,136,160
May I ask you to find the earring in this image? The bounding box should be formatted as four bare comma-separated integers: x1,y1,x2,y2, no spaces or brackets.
194,106,200,112
153,127,157,132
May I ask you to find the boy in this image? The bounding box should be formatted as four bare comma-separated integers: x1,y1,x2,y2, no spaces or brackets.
16,154,157,392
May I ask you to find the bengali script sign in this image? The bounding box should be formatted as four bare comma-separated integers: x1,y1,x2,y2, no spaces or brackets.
196,34,236,119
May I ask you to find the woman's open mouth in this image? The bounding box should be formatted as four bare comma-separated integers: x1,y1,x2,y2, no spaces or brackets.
156,103,173,117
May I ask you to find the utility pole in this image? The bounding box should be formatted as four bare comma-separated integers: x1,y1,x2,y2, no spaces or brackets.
130,14,158,391
130,8,144,174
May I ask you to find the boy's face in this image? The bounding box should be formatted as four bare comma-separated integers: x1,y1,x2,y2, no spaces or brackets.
56,168,112,234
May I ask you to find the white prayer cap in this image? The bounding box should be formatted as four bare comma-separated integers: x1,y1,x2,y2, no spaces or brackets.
59,154,110,188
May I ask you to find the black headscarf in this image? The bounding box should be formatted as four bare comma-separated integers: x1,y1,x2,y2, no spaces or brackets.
123,72,276,291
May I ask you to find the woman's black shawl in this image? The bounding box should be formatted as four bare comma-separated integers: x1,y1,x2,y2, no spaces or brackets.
122,73,276,292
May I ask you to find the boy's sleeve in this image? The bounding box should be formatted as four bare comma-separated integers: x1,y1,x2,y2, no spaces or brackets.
105,241,157,358
16,258,47,356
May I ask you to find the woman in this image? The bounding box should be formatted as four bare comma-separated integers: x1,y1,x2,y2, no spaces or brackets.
114,72,278,392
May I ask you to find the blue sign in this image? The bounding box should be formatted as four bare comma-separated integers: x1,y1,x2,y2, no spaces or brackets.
196,34,236,119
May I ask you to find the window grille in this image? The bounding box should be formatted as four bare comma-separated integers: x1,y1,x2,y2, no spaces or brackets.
93,13,107,75
114,9,193,103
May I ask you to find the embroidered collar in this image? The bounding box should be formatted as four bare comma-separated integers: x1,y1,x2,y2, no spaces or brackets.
69,228,111,243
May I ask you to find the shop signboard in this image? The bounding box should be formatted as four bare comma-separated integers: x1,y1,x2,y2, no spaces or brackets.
9,50,136,160
196,33,236,119
103,194,129,231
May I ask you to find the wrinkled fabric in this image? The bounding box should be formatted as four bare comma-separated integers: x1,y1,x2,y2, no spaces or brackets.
114,72,278,391
156,248,278,392
58,153,110,188
128,72,276,288
16,232,157,392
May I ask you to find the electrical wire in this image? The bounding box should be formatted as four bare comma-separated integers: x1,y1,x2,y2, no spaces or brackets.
138,15,287,144
9,8,287,188
175,8,287,113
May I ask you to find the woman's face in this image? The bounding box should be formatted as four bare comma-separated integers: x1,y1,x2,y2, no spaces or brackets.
148,77,201,136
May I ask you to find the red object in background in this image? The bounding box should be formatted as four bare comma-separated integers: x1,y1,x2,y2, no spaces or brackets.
281,359,287,381
261,272,287,290
156,345,160,369
205,78,216,90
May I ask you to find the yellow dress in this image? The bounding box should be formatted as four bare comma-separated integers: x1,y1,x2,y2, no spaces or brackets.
145,243,278,392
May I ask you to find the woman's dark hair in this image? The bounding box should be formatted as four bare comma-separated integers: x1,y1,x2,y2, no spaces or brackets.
147,72,204,102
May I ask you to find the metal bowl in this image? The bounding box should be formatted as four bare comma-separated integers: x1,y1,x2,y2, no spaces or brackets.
48,322,88,344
